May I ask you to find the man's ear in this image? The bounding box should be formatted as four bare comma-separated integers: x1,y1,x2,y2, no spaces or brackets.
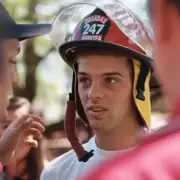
152,0,174,43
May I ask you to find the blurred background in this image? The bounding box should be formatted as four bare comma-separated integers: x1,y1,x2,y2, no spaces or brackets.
1,0,168,177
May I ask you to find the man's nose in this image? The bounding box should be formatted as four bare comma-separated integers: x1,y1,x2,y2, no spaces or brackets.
88,82,104,100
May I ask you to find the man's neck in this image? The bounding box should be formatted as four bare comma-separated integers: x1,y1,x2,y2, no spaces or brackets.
94,118,145,151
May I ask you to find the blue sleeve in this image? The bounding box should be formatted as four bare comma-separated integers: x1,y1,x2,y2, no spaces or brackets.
40,168,47,180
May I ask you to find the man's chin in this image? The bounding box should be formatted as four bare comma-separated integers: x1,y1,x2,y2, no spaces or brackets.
89,120,103,130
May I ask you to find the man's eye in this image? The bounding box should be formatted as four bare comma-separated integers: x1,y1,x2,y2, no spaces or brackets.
78,77,90,84
8,59,17,65
105,77,118,84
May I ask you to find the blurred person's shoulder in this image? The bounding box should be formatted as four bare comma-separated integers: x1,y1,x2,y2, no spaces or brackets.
41,136,95,180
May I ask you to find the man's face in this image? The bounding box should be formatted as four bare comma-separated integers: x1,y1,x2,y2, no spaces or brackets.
3,39,20,87
151,0,180,107
0,39,20,119
77,53,134,132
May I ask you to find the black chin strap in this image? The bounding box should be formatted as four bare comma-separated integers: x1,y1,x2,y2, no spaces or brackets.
136,64,149,101
67,72,94,162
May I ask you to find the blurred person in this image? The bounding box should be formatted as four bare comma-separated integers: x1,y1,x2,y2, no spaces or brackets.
44,118,92,161
0,1,50,170
41,2,159,180
1,97,44,180
150,0,180,111
0,2,51,118
79,0,180,180
0,111,45,179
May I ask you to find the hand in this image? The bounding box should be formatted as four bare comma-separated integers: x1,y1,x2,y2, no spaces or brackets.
0,114,45,166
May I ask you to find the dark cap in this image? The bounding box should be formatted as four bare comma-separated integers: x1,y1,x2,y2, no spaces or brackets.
0,2,52,40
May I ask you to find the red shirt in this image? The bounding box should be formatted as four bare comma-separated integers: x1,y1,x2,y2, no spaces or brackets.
81,103,180,180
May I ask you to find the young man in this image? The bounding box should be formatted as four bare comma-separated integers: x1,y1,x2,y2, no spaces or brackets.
41,2,159,180
79,0,180,179
0,2,50,167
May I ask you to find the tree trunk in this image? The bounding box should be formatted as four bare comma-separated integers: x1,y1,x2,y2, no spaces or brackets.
17,0,40,102
22,39,40,102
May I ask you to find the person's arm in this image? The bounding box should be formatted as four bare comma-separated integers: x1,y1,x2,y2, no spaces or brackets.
0,115,45,166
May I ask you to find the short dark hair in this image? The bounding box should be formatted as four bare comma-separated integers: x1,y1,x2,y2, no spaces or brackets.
7,97,30,111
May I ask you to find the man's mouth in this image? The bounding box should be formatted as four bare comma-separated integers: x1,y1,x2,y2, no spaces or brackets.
86,106,108,119
90,108,105,112
87,106,107,112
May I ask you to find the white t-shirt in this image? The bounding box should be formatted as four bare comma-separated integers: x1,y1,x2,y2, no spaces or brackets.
40,136,134,180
